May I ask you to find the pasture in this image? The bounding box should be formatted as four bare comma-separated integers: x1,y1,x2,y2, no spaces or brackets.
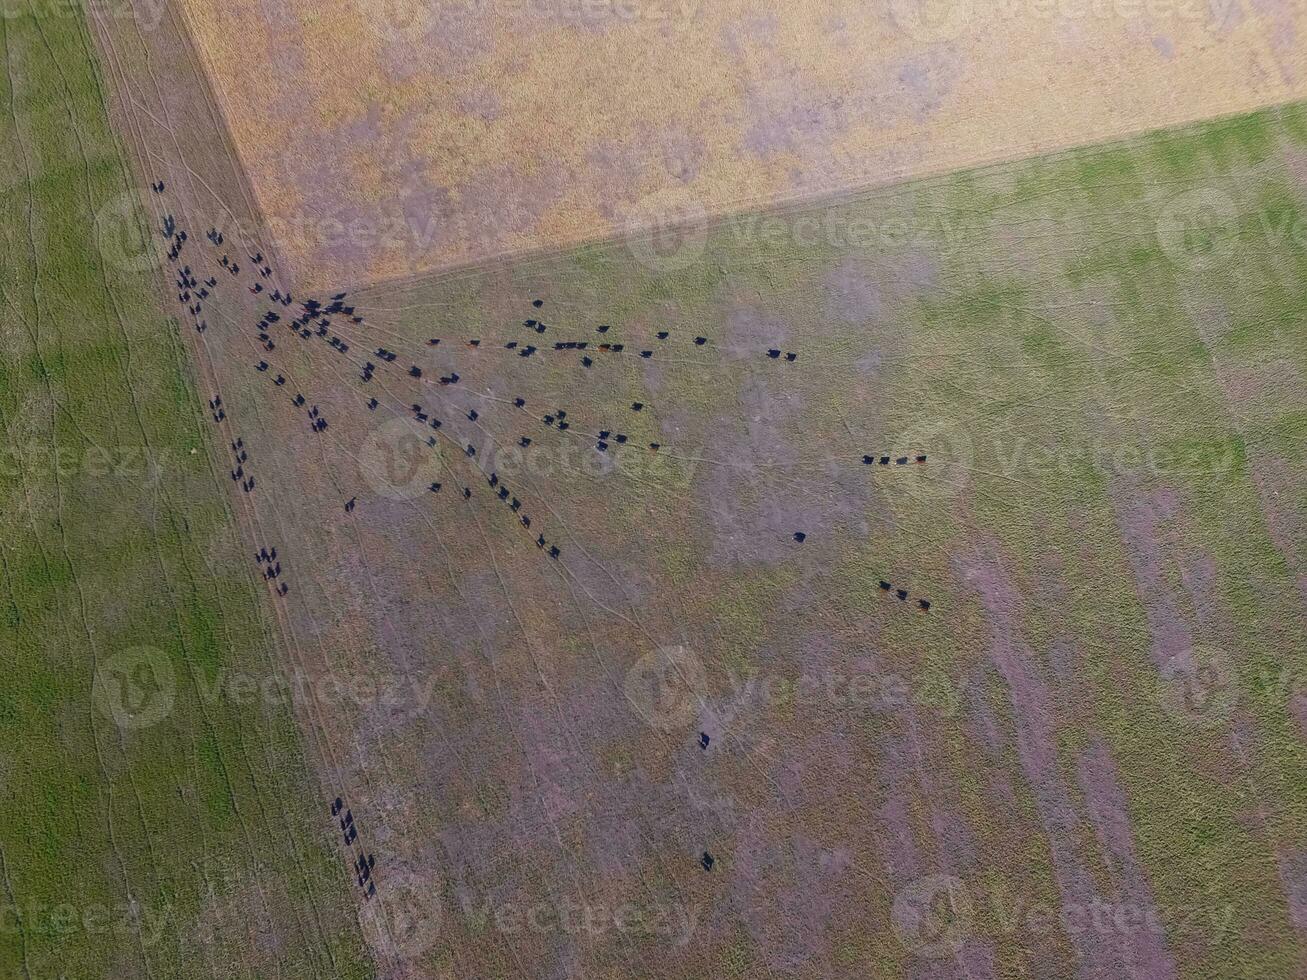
0,2,369,976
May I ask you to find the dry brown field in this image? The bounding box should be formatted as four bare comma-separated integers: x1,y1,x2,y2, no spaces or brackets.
171,0,1307,289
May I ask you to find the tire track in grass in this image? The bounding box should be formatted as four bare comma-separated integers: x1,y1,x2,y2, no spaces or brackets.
0,9,161,976
76,15,355,975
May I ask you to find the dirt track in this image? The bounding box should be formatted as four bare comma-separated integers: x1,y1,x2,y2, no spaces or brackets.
170,0,1307,290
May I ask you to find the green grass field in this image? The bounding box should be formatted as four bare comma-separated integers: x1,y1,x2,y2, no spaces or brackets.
337,103,1307,977
0,4,369,976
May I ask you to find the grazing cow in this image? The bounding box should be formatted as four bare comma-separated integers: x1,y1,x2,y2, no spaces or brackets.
699,732,710,749
463,488,472,500
649,442,661,451
785,352,797,362
368,398,378,410
557,422,570,431
767,349,781,359
533,299,544,307
701,853,714,871
916,455,927,463
549,546,560,559
345,498,356,513
879,580,891,591
467,410,478,421
520,437,532,447
640,351,653,358
896,457,908,466
896,589,908,601
694,337,707,345
657,331,669,340
597,324,610,333
581,357,593,367
794,532,806,543
409,366,422,378
430,483,442,493
632,402,644,411
880,456,890,465
597,441,608,452
615,434,627,444
863,455,874,465
514,398,526,408
918,599,931,612
331,797,343,816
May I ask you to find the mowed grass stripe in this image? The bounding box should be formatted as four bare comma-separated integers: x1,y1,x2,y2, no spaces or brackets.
0,3,370,977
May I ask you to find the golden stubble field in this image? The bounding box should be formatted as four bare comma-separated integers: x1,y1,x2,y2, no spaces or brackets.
179,0,1307,291
175,0,1306,286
